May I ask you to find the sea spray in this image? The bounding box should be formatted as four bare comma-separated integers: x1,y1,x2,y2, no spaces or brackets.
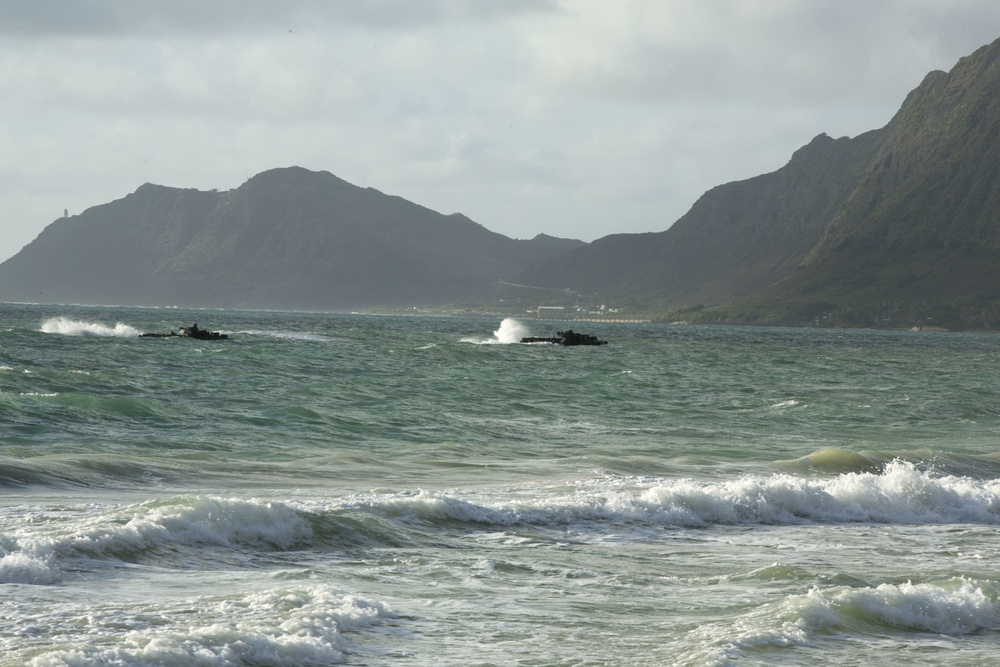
494,318,531,344
461,317,532,344
40,317,142,338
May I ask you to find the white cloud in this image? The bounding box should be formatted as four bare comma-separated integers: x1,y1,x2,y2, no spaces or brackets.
1,0,999,261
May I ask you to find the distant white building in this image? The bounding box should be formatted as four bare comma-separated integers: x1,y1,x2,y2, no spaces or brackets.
537,306,567,319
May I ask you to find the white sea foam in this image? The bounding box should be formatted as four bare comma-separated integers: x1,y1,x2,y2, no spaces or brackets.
0,550,59,585
40,317,142,338
0,529,59,585
352,461,1000,529
240,329,330,341
17,585,391,667
462,317,532,344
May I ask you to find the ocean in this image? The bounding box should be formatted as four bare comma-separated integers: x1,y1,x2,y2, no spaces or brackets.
2,302,999,666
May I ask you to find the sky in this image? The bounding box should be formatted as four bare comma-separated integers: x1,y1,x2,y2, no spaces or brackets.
2,1,999,263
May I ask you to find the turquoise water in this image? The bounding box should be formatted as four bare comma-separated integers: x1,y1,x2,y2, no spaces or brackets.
2,303,1000,665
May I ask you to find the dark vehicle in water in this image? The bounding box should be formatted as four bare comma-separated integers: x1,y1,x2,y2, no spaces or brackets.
140,323,229,340
520,330,606,346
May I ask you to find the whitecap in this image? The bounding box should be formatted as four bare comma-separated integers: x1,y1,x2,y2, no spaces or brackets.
343,461,1000,529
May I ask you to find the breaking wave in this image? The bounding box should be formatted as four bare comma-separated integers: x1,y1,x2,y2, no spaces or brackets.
6,462,1000,588
0,496,313,585
682,577,999,665
342,460,1000,530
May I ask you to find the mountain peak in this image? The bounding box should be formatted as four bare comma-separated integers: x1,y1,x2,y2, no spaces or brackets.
0,167,584,310
750,34,1000,327
241,166,350,190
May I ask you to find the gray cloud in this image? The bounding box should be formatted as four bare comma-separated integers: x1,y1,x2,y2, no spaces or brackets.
0,0,556,36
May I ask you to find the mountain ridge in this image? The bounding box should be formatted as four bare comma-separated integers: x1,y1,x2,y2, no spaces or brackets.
0,166,585,310
512,127,889,306
513,36,1000,329
3,37,1000,328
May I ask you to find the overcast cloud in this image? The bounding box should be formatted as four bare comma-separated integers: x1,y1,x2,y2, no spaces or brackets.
2,0,998,262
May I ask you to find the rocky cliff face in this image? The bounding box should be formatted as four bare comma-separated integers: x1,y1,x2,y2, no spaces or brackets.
0,167,584,310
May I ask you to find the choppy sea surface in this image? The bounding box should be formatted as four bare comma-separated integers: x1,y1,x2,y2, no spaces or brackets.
2,302,1000,666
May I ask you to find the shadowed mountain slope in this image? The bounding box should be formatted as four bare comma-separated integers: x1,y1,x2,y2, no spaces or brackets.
513,129,887,305
514,37,1000,329
740,38,1000,327
0,167,583,310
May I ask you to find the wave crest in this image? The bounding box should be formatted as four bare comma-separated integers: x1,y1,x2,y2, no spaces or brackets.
0,496,313,585
348,461,1000,530
829,578,997,635
684,578,999,665
783,447,1000,478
